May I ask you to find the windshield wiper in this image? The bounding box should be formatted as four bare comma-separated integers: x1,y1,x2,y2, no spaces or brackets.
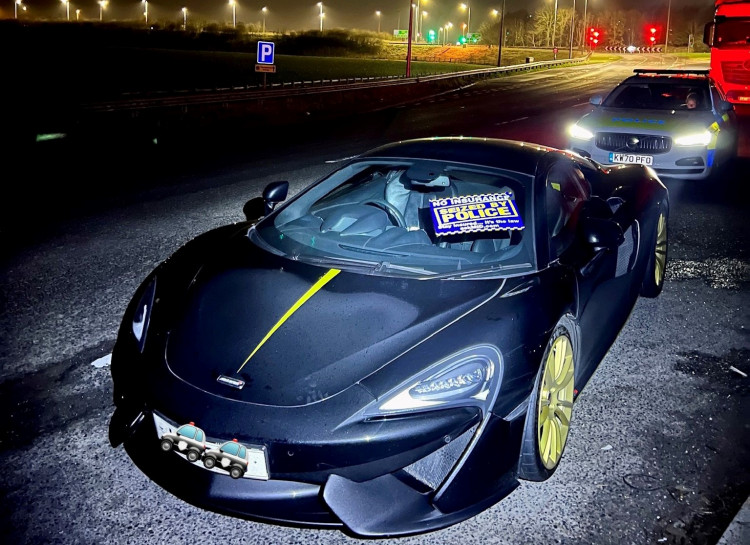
294,254,436,276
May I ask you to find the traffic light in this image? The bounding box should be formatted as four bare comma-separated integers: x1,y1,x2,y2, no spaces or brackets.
645,24,660,46
588,27,601,49
427,29,436,43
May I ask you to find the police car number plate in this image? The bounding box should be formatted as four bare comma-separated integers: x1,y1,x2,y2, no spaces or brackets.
609,153,653,165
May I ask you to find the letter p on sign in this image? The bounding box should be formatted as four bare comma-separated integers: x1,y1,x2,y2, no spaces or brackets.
257,41,275,65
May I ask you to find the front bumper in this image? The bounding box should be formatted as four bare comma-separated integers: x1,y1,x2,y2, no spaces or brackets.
569,142,716,181
114,401,525,537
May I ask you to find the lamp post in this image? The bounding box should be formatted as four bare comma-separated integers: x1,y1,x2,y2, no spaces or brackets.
15,0,22,19
182,7,187,29
262,6,267,33
568,0,575,59
76,7,80,20
317,2,323,32
229,0,236,28
142,0,148,25
494,0,506,66
61,0,69,21
460,3,471,37
98,0,107,21
664,0,672,53
445,21,453,44
550,0,558,48
376,10,381,33
421,10,428,41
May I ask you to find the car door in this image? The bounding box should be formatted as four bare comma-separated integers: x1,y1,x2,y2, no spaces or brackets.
543,160,640,383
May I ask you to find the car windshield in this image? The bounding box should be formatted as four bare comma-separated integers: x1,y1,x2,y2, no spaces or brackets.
715,18,750,46
221,442,241,456
603,81,711,111
253,158,535,278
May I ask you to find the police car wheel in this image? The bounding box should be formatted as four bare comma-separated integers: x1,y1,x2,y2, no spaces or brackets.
160,439,173,452
203,456,216,469
187,449,201,462
230,466,244,479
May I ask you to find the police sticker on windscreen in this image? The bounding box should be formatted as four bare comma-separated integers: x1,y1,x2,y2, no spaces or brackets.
430,192,525,236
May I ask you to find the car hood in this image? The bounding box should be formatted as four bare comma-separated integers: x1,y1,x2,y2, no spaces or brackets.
579,107,715,134
164,243,503,408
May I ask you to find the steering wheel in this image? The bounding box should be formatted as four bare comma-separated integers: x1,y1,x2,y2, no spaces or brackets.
360,199,407,228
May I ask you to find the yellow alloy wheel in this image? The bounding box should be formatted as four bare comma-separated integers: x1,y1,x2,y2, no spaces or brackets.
537,334,575,470
654,212,668,287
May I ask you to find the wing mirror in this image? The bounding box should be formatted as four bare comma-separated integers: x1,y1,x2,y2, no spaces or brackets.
718,99,734,113
582,217,623,251
243,181,289,222
589,96,603,106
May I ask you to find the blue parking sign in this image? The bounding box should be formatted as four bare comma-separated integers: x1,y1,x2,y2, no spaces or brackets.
257,41,275,65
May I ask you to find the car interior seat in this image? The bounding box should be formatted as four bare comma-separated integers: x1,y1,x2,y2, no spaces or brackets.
384,163,455,230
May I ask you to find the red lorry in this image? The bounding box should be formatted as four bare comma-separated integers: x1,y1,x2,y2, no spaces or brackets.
704,0,750,156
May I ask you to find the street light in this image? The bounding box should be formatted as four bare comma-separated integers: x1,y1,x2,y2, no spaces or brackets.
14,0,22,19
421,10,428,41
61,0,69,21
376,10,381,33
262,6,267,33
460,3,471,37
445,21,453,44
76,8,80,20
664,0,672,53
549,0,558,48
182,7,187,29
568,0,576,59
229,0,236,28
142,0,148,25
98,0,107,21
493,0,507,66
317,2,323,32
414,0,425,43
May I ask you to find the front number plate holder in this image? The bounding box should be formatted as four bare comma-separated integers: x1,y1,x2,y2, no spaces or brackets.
609,152,653,165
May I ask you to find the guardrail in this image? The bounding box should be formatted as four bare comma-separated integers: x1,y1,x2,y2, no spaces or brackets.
83,54,590,113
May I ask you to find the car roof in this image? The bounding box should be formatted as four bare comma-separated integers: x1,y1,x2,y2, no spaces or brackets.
356,137,559,176
620,69,711,87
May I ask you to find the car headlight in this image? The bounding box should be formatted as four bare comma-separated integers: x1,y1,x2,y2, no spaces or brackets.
132,277,157,353
674,130,712,146
364,345,502,417
568,123,594,141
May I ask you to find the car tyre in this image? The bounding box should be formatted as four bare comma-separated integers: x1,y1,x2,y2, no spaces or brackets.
518,323,576,482
203,456,217,469
160,439,173,452
230,466,244,479
187,448,201,463
640,201,668,298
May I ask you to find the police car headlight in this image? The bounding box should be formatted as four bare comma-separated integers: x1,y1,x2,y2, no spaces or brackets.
568,123,594,141
674,131,711,146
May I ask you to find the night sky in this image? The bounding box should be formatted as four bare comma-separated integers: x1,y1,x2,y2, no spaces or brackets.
8,0,713,32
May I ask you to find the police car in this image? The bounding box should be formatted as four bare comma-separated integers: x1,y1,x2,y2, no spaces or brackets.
568,69,737,180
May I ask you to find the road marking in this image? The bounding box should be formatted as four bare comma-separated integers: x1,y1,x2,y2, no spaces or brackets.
495,116,529,126
92,353,112,368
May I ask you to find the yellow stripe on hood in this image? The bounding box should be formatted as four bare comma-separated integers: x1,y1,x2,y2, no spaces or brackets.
236,268,341,373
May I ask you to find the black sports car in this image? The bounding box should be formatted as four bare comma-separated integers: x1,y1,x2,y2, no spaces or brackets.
109,137,669,537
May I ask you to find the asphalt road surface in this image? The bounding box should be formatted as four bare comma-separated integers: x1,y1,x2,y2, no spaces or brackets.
1,54,748,545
